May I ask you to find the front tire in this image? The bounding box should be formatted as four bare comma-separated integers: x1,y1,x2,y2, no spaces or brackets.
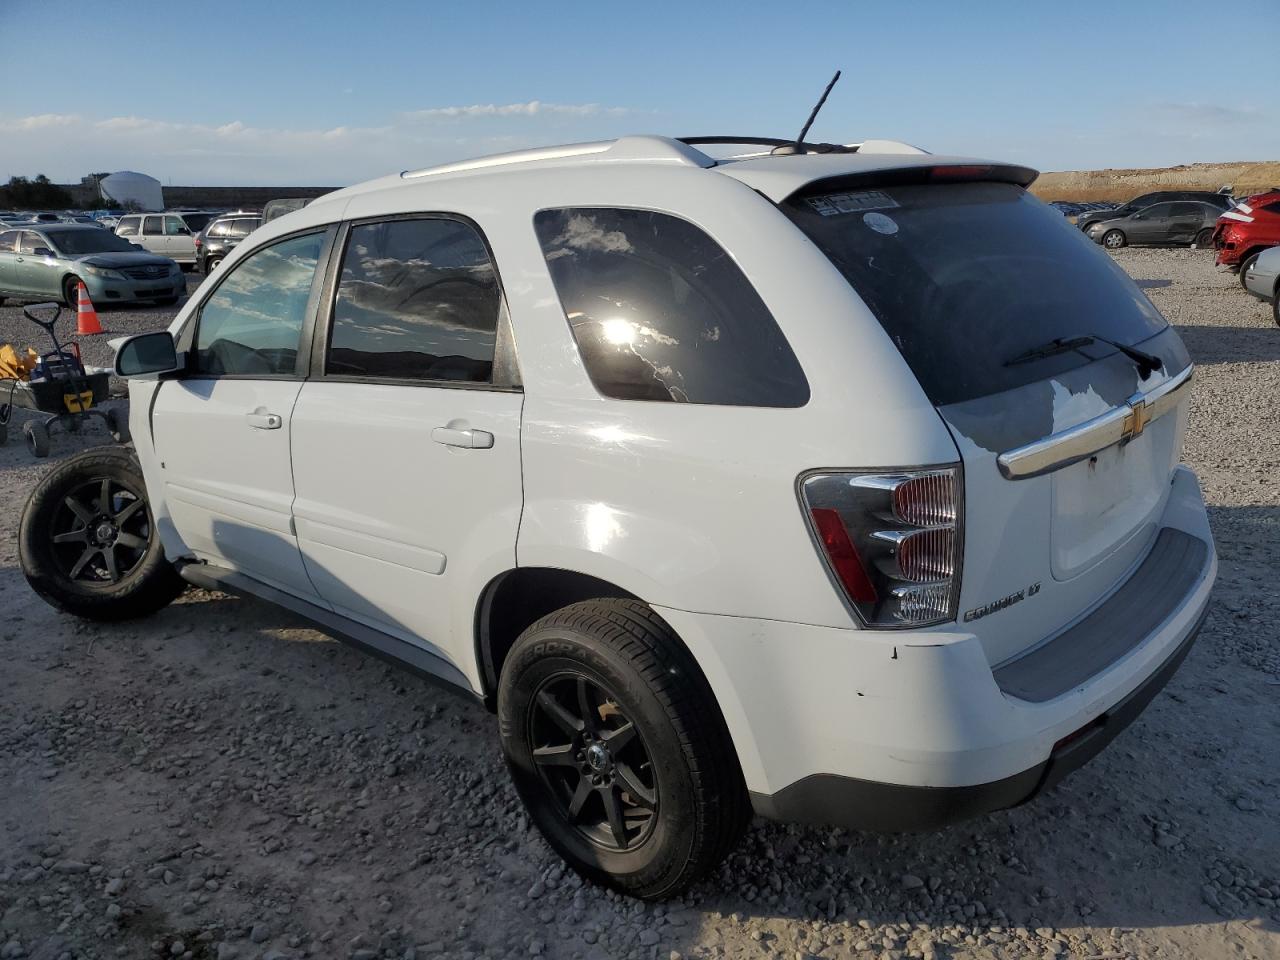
19,446,184,621
1102,229,1126,249
1239,252,1260,290
62,274,82,308
498,599,749,900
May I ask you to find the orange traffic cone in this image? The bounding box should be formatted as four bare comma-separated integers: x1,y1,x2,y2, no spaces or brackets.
75,281,103,335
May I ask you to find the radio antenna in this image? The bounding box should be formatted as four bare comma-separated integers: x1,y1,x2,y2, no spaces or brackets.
794,70,841,149
770,70,842,155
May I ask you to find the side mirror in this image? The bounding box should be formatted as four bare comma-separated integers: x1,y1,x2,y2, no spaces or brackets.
114,331,181,377
33,246,54,257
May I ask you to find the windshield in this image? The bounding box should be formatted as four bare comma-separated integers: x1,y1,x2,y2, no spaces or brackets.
783,181,1167,405
45,228,144,256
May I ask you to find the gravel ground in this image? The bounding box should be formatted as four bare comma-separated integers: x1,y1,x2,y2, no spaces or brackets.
0,250,1276,960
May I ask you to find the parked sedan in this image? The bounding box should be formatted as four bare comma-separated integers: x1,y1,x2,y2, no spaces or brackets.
1242,244,1280,326
1085,201,1222,250
0,224,184,307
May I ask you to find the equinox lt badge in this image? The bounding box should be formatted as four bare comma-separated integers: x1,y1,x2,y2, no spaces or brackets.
963,582,1041,623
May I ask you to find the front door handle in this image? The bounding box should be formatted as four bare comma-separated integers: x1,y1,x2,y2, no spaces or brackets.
245,411,282,430
432,426,494,449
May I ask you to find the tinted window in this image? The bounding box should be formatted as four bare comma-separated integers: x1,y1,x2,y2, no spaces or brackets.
116,217,140,237
784,181,1167,406
180,213,214,233
230,219,258,238
43,229,139,256
208,220,231,238
143,216,164,236
195,232,325,376
1139,204,1174,219
327,218,500,383
0,231,18,253
534,208,809,406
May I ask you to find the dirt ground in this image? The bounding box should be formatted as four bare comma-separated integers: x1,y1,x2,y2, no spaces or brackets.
0,251,1277,960
1029,160,1280,203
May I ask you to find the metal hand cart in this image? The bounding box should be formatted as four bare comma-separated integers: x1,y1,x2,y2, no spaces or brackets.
0,303,126,458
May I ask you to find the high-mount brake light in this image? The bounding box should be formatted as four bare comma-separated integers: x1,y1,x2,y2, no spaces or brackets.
930,165,993,180
800,468,963,628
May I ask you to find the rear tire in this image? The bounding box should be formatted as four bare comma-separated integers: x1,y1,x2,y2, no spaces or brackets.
1193,228,1213,249
105,406,131,443
205,256,223,273
1272,286,1279,328
19,446,185,621
1102,229,1126,249
498,598,749,900
24,420,50,458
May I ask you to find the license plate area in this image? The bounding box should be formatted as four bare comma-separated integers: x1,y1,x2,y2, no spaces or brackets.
1049,414,1174,580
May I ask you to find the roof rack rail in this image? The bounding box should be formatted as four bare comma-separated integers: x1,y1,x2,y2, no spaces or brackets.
401,136,713,180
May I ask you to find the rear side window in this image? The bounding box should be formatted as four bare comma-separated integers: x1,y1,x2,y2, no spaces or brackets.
230,219,257,237
142,216,164,236
327,217,500,383
783,181,1167,406
208,220,230,238
116,217,139,237
534,208,808,406
195,231,325,376
0,231,17,253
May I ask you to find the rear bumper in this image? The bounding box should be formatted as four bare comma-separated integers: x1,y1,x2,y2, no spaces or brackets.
656,466,1215,831
750,606,1204,830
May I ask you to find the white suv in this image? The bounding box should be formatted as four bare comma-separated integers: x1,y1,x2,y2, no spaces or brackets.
19,136,1217,899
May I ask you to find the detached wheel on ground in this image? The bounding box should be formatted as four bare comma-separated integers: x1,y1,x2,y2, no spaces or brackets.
498,598,750,900
1192,228,1214,249
19,446,185,621
1102,229,1127,249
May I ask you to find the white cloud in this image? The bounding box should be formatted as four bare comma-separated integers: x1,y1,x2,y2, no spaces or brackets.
404,100,632,120
0,103,647,185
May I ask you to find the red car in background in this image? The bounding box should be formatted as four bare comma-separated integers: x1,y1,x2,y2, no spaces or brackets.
1214,191,1280,285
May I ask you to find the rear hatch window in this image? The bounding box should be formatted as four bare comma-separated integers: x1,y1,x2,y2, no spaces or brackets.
782,181,1168,405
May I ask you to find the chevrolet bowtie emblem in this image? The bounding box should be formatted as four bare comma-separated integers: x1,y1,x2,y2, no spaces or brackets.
1122,392,1152,440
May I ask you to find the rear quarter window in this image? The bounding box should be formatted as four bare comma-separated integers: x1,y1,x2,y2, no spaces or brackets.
783,181,1168,405
533,208,809,407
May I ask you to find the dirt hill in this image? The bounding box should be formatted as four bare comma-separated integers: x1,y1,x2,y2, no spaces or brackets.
1030,160,1280,202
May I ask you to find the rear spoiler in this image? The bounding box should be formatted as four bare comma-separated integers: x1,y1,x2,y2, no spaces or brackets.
785,163,1039,203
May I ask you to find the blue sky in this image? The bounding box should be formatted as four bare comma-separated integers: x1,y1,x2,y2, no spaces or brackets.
2,0,1276,186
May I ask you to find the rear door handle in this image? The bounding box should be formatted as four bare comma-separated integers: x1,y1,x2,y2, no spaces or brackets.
245,411,282,430
432,426,494,449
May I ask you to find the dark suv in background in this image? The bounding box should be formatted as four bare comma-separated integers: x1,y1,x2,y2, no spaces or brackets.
195,213,261,273
1076,191,1232,232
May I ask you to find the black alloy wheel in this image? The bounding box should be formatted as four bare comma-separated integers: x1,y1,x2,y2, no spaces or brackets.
51,475,151,585
528,672,659,851
19,446,185,620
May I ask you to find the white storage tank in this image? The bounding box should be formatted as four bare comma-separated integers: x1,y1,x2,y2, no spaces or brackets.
99,171,164,211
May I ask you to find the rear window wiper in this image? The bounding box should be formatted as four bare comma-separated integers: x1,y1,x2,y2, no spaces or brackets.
1003,335,1162,380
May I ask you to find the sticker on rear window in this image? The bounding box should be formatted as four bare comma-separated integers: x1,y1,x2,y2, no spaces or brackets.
807,190,899,217
863,212,899,235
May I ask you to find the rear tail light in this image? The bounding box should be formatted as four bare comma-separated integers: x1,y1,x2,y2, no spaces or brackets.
800,468,963,628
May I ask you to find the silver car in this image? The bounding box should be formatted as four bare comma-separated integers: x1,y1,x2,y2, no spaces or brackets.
0,224,184,307
1242,244,1280,326
1085,201,1222,250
